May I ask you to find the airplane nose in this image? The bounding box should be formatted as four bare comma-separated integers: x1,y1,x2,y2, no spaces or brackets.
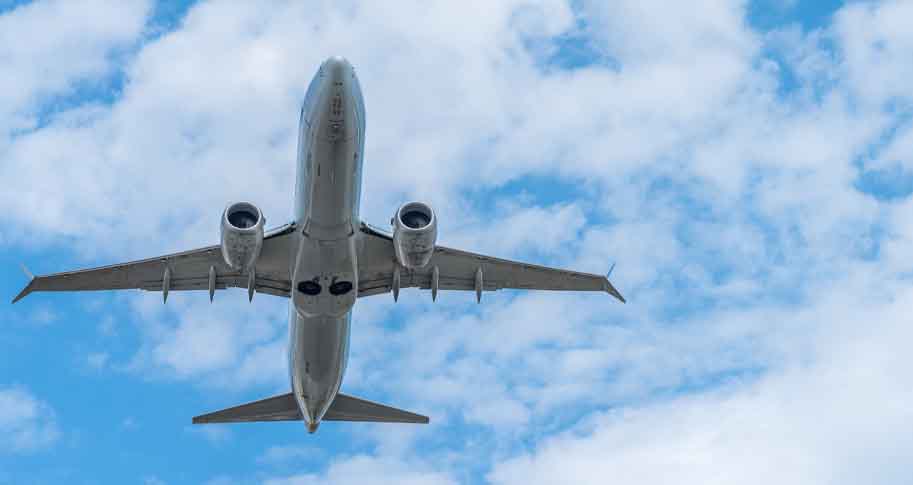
323,56,351,83
315,56,357,141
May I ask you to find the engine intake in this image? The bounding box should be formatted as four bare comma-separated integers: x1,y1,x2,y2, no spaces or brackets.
392,201,437,269
221,201,265,270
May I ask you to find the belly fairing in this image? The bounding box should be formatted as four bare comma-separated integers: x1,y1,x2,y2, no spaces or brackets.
291,236,357,318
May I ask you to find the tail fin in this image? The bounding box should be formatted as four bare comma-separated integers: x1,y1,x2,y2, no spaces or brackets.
191,392,428,425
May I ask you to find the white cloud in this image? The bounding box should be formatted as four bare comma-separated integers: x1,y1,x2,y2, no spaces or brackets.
257,444,325,466
489,277,913,485
580,0,756,66
0,387,60,453
125,292,287,389
834,0,913,109
0,0,151,134
264,455,456,485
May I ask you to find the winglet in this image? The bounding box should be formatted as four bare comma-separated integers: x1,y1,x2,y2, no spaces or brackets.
12,264,37,304
604,265,625,304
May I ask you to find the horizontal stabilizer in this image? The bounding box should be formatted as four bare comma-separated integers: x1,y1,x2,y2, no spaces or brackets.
324,393,429,424
192,392,301,424
191,391,428,426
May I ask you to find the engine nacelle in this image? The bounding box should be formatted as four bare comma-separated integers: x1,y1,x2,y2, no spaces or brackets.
220,201,265,270
392,201,437,269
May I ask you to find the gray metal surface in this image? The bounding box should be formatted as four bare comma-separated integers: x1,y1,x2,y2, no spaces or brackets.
323,393,429,424
12,223,296,303
392,201,437,268
192,393,302,424
220,201,265,270
288,310,351,432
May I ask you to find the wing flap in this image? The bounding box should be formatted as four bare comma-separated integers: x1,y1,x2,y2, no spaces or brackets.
140,275,291,296
324,393,429,424
192,393,302,424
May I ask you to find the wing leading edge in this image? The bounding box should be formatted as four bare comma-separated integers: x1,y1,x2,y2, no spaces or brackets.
12,224,297,303
356,223,625,303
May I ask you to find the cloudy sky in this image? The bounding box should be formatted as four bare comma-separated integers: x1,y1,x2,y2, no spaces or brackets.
2,0,913,483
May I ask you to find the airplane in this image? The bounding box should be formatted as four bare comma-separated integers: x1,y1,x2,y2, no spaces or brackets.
12,56,625,433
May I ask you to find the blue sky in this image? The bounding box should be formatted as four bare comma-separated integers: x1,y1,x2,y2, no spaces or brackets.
3,1,913,484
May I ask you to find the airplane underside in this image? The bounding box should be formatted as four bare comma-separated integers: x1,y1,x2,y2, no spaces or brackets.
11,56,624,435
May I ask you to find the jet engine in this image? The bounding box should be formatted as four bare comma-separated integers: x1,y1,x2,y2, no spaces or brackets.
220,201,265,270
392,201,437,269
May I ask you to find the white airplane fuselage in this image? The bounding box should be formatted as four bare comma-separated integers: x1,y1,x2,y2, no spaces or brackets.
288,57,365,432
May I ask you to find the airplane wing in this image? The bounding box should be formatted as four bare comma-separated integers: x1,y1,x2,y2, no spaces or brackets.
12,224,297,303
356,223,625,303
